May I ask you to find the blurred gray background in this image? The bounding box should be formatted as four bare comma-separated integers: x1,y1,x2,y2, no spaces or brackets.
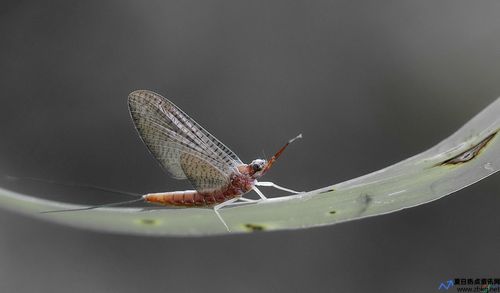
0,1,499,292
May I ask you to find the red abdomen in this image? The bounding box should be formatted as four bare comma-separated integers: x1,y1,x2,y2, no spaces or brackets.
143,190,239,207
143,174,255,207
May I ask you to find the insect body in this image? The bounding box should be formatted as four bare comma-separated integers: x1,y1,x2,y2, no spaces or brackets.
39,90,301,230
129,90,302,230
143,167,254,207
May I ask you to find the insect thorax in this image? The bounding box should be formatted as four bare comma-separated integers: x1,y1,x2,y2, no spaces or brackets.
229,171,255,194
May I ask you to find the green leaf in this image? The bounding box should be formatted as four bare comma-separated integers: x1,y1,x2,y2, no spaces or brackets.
0,98,498,236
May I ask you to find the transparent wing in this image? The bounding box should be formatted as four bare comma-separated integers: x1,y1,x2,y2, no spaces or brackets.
180,153,230,192
128,90,240,192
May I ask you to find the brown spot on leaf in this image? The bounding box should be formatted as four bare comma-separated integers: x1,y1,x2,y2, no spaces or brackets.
244,223,265,232
320,188,335,194
139,219,158,225
438,131,497,166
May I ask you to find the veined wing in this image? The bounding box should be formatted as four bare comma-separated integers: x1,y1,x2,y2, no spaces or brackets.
128,90,241,192
180,153,230,192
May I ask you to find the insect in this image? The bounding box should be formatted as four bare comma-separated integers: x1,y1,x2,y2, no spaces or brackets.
37,90,301,230
128,90,302,230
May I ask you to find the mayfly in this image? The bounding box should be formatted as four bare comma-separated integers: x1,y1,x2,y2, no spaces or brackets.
129,90,302,230
42,90,302,231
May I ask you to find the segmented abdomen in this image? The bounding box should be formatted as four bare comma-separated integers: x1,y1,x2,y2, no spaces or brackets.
143,190,239,207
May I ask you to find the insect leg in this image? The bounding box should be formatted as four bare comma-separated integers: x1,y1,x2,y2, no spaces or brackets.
255,181,302,194
252,187,268,200
238,197,258,203
213,198,239,232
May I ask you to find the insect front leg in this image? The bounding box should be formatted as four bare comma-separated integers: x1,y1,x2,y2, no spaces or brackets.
252,186,268,200
238,197,258,203
254,181,302,194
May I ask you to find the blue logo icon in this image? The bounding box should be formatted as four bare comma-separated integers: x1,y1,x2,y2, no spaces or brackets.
438,280,454,290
